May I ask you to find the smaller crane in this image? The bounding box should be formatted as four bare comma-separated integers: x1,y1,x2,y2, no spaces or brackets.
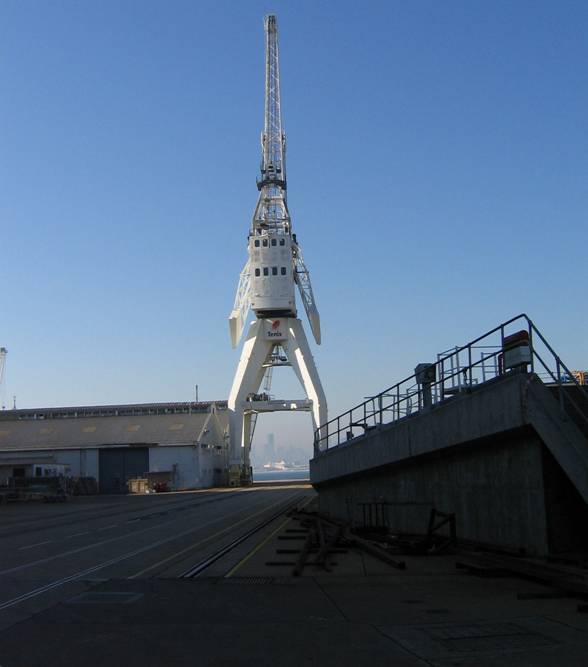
0,348,7,410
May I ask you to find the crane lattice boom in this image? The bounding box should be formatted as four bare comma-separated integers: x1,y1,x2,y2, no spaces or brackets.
229,13,321,346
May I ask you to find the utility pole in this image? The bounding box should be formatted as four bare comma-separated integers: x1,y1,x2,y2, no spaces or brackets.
0,348,7,410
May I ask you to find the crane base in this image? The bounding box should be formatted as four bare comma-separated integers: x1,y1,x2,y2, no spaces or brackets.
228,464,253,487
228,317,327,473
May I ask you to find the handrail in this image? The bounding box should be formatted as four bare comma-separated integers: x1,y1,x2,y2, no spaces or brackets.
314,314,588,452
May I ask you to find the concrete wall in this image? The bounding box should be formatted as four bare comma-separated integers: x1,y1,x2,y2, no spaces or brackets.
311,373,588,556
149,442,228,490
149,445,199,489
0,443,228,491
198,445,229,487
54,449,99,479
198,409,229,486
0,450,98,485
316,431,549,554
311,374,528,486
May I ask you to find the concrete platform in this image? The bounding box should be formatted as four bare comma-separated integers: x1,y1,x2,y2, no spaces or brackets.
3,572,588,667
3,503,588,666
311,372,588,556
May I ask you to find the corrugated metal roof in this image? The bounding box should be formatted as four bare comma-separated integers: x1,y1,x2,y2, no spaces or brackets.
0,400,228,422
0,410,228,452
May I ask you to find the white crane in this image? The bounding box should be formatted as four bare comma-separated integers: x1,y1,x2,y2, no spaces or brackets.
227,15,327,485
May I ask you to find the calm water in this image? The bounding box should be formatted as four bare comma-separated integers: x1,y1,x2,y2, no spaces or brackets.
252,469,309,482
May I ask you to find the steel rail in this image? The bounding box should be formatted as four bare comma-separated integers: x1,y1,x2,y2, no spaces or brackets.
179,493,305,578
0,489,243,540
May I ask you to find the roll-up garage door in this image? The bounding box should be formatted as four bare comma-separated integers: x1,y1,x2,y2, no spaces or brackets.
98,447,149,494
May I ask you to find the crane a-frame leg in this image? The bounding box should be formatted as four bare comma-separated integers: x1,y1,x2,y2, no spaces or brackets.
227,317,327,486
281,318,327,448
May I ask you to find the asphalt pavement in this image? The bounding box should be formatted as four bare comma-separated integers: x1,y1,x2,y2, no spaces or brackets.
0,485,308,631
2,485,588,666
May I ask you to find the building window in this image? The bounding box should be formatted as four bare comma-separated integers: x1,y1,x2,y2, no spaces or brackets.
263,267,269,276
272,266,278,276
271,239,277,246
279,239,285,246
262,239,268,247
281,267,287,275
254,240,260,247
255,268,260,277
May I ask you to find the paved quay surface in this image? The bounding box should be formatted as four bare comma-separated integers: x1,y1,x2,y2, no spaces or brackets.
1,484,588,666
0,485,308,629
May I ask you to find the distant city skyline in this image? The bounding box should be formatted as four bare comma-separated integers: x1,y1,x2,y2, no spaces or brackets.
249,432,307,468
2,1,587,458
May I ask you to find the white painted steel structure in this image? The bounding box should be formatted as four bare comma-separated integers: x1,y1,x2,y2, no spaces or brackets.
228,15,327,484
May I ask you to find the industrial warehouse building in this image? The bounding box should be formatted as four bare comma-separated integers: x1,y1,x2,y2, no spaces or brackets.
0,401,229,493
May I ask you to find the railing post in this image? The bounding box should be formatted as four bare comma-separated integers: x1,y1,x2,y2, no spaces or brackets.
468,345,472,385
440,359,445,400
556,358,566,418
528,324,535,374
455,348,460,388
320,314,588,455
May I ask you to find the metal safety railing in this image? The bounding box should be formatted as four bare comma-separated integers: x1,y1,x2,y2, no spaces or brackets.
314,314,588,452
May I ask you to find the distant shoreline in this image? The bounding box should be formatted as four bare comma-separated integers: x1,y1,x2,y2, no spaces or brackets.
252,468,309,481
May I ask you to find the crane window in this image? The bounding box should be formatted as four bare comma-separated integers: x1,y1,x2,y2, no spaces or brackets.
279,239,285,246
281,267,287,275
254,240,260,247
255,268,260,277
271,239,277,246
272,266,278,276
263,267,269,276
262,239,268,247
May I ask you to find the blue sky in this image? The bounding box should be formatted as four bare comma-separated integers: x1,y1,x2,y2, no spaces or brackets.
1,1,586,454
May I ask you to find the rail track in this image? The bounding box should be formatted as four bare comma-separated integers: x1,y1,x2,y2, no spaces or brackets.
179,492,306,578
0,488,244,539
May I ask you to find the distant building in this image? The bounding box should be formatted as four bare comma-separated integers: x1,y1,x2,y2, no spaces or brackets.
263,433,276,464
0,401,229,492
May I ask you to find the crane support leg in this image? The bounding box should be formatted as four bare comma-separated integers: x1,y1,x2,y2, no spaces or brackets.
281,318,327,454
228,320,272,485
227,317,327,485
